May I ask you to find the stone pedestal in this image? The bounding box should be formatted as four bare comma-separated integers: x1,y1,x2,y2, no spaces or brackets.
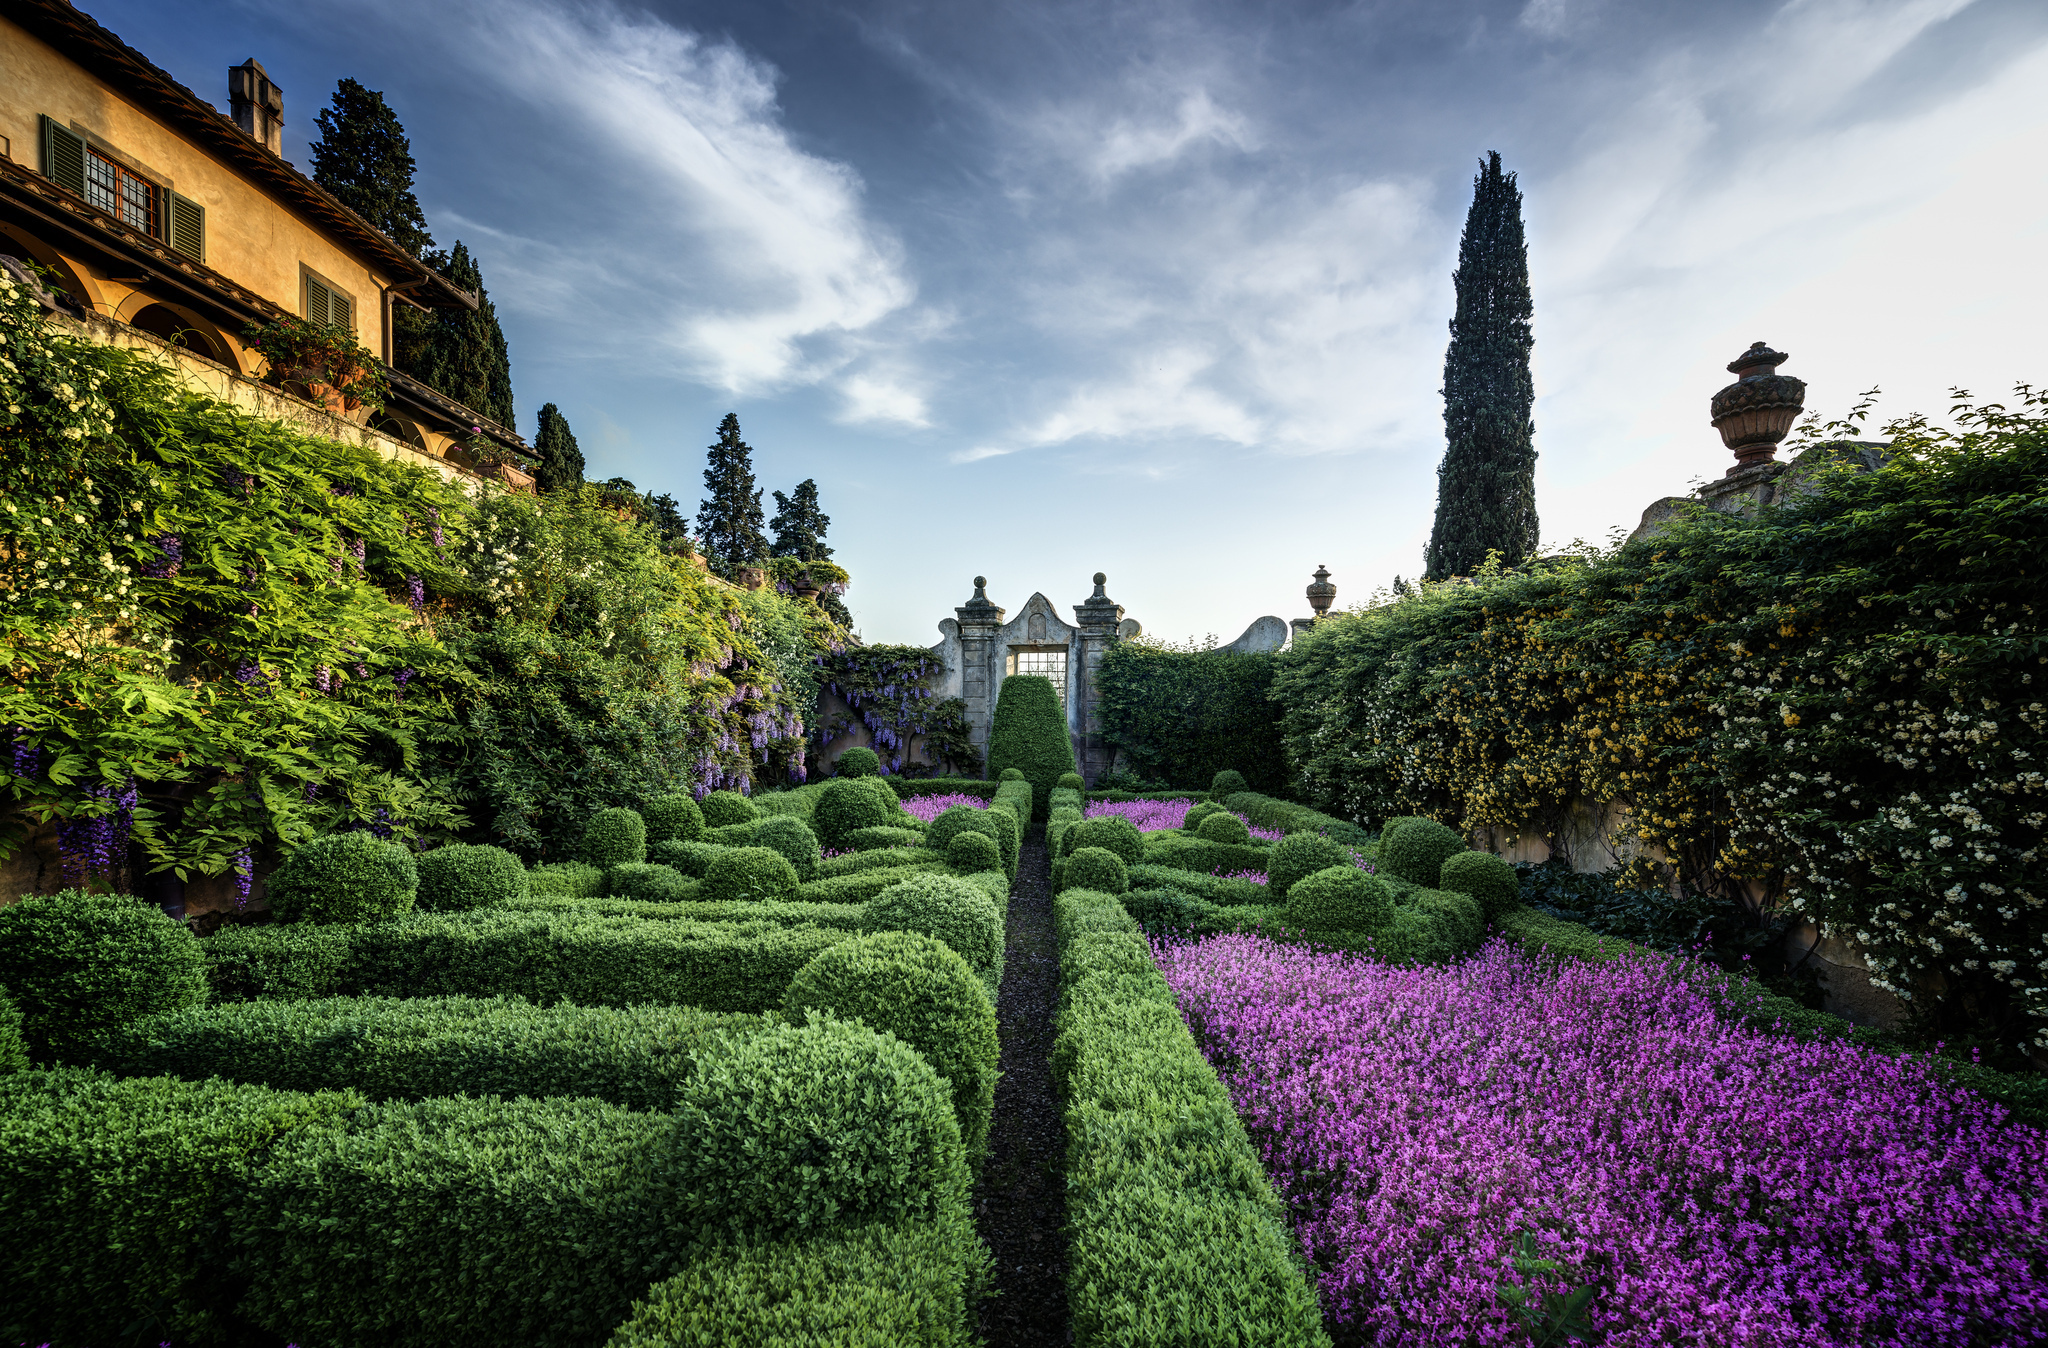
953,578,1005,769
1071,573,1125,785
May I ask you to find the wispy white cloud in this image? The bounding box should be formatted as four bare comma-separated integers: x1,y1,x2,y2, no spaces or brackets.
838,373,931,427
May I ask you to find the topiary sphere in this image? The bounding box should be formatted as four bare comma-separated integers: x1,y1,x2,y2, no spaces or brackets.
607,862,691,902
268,832,420,924
1266,831,1352,898
642,794,706,844
1195,811,1251,846
1287,866,1396,933
581,807,648,869
926,804,997,856
783,931,999,1159
0,891,207,1062
1438,850,1521,920
1379,817,1469,887
946,830,1002,874
835,746,881,778
415,843,529,912
752,814,822,881
1062,846,1129,896
667,1016,967,1239
999,768,1025,782
814,777,899,850
1182,800,1227,832
701,847,800,904
1056,772,1086,791
0,985,25,1074
699,790,759,829
860,873,1003,978
1061,815,1142,865
1210,769,1249,797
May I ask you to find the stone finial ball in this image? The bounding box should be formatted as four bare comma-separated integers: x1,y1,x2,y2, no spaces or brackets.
974,576,986,588
1093,572,1106,585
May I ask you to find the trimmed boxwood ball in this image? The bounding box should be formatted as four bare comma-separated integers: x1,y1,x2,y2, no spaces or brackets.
835,746,881,778
699,790,759,829
1062,815,1143,865
641,793,705,844
1057,772,1086,791
0,891,207,1062
1266,831,1352,898
1195,811,1252,846
268,832,419,924
667,1015,969,1239
814,777,900,850
581,807,648,869
783,930,999,1159
1063,847,1129,896
1182,800,1227,832
985,673,1077,817
999,768,1025,782
1211,769,1249,797
606,862,691,902
1438,850,1520,919
415,843,529,912
946,830,1002,874
752,814,823,881
860,873,1003,978
701,847,800,904
1380,816,1469,887
1288,866,1397,933
926,803,997,856
0,986,24,1074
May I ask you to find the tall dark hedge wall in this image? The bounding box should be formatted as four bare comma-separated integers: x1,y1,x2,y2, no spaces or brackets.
1094,643,1288,792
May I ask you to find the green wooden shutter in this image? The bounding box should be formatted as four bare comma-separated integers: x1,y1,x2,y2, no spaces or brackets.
305,275,329,325
329,289,352,331
40,115,85,195
167,192,206,263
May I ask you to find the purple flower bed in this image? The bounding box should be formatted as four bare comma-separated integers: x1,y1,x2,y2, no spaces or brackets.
900,792,987,823
1157,934,2048,1347
1085,798,1192,831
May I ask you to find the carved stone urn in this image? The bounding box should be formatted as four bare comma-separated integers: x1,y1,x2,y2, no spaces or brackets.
791,570,821,604
1709,342,1806,474
1306,565,1337,619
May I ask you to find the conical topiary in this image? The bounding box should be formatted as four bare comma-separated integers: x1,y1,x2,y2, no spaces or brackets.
984,674,1076,819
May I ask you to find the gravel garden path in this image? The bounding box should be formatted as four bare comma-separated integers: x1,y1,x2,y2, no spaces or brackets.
974,825,1069,1345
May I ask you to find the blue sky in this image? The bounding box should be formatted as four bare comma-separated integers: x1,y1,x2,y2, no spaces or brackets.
87,0,2048,645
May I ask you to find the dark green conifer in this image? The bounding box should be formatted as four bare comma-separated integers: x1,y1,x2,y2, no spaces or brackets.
309,79,435,259
532,403,584,494
645,492,690,550
1425,151,1537,581
696,413,768,578
399,241,515,430
769,479,833,561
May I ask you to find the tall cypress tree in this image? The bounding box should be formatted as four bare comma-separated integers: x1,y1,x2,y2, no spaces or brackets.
696,413,768,578
309,79,435,259
400,242,515,430
1425,151,1537,581
532,403,584,494
769,479,833,561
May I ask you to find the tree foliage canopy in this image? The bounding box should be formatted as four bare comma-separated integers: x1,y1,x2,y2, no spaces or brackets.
696,413,768,579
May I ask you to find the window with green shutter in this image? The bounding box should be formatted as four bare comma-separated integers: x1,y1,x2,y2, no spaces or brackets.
165,192,205,263
303,270,355,331
40,116,86,195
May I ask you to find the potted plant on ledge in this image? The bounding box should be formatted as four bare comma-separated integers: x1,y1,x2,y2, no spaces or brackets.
242,315,388,423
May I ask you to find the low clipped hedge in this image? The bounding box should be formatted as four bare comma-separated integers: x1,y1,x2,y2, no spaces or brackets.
0,890,208,1062
0,1068,361,1347
982,802,1022,879
1127,865,1268,908
1217,791,1373,851
1120,887,1287,939
606,1215,986,1348
992,777,1034,829
846,825,927,852
531,861,605,898
814,847,944,879
649,839,718,878
1051,890,1331,1348
796,862,952,906
1138,833,1270,879
702,847,801,904
1286,867,1395,933
202,910,849,1014
1050,786,1085,816
89,995,763,1112
0,987,25,1074
269,832,419,924
1047,806,1084,860
705,821,761,847
926,804,997,856
606,862,692,902
885,777,998,800
418,843,530,912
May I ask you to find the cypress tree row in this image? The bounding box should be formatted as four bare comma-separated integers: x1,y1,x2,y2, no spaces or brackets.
769,479,832,561
401,241,516,431
696,413,769,578
309,79,435,260
1424,151,1537,581
532,403,584,494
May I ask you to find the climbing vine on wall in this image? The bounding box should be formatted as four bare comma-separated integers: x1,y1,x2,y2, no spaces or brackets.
812,643,973,777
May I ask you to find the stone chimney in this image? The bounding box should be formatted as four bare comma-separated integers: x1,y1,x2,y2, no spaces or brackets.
229,60,283,156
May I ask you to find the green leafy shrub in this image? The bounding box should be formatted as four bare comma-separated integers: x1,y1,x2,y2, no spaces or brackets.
1439,850,1519,919
1266,832,1353,898
0,987,27,1075
1062,847,1129,896
814,777,900,850
643,794,706,844
606,1215,985,1348
1047,807,1084,860
836,746,881,777
92,996,762,1111
815,847,943,879
1062,815,1143,865
1094,640,1289,793
702,847,800,904
1287,867,1396,933
0,890,208,1061
946,831,1001,874
1195,811,1251,846
269,832,419,924
1,1068,360,1347
1049,787,1084,816
649,839,718,877
884,777,999,800
984,674,1076,817
999,768,1024,782
1057,772,1086,792
417,843,530,912
1211,769,1249,797
529,861,604,898
700,790,759,828
705,821,760,846
582,807,649,868
1408,887,1483,947
784,931,999,1160
860,874,1003,987
847,825,925,852
608,862,691,902
927,804,997,855
1127,865,1268,908
1378,817,1468,886
1183,800,1227,832
752,814,822,881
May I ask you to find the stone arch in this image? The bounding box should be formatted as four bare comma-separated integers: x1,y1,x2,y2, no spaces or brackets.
125,300,231,366
0,224,99,312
